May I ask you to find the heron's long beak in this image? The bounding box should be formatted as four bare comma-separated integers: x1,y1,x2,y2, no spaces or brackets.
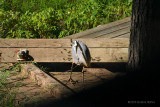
74,41,78,54
75,45,78,54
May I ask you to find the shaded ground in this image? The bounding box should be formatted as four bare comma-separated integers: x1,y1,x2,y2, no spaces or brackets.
35,63,160,107
39,76,159,106
0,63,159,107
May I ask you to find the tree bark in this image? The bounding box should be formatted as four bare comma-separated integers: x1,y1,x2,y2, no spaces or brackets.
128,0,160,72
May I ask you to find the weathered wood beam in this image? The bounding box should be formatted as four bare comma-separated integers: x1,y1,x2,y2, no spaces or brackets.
0,38,129,63
97,27,130,38
0,48,128,62
0,38,129,48
64,17,131,39
0,39,71,48
82,22,130,38
21,64,75,98
72,38,129,48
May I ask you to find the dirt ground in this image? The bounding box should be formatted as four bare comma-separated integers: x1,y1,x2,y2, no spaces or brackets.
10,73,56,106
0,63,126,106
0,63,158,107
0,63,56,106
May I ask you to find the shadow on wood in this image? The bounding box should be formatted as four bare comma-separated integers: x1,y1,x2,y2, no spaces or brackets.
25,65,159,107
37,62,127,73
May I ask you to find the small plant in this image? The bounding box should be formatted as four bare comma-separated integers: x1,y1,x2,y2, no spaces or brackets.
0,63,26,106
0,69,16,106
0,63,22,72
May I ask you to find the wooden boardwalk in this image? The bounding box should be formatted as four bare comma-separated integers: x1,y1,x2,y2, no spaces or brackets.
64,17,130,39
0,38,129,63
0,17,131,101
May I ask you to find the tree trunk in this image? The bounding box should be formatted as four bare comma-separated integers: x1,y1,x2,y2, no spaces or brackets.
128,0,160,72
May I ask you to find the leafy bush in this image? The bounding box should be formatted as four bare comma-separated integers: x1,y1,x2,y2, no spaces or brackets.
13,8,61,38
0,0,132,38
0,9,20,38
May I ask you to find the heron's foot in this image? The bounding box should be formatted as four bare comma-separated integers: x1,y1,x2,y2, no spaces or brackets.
66,77,78,86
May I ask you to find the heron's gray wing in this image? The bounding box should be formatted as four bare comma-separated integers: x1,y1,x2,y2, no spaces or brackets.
77,43,87,61
77,41,87,66
78,41,91,66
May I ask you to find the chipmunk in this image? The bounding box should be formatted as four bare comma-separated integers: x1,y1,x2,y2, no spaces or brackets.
15,49,29,61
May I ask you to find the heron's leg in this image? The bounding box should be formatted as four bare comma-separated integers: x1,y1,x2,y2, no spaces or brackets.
69,62,74,79
70,63,78,78
66,63,77,85
82,66,85,83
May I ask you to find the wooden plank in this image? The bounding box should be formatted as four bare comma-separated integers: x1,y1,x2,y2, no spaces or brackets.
113,32,130,38
0,39,71,48
85,68,124,79
72,38,129,48
0,38,129,62
64,17,131,39
21,64,75,99
97,27,130,38
0,48,71,62
81,22,130,38
0,38,129,48
49,70,123,97
89,48,128,62
21,64,59,87
0,48,128,62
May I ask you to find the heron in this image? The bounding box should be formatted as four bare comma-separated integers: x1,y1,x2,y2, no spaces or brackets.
67,40,91,85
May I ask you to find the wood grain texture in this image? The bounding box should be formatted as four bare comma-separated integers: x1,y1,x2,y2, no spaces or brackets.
64,17,131,39
97,27,130,38
72,38,129,48
114,32,130,38
0,39,71,48
21,64,75,99
0,38,129,62
0,38,129,48
82,22,130,38
0,48,128,62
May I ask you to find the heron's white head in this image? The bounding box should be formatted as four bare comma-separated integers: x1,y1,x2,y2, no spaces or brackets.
73,40,78,47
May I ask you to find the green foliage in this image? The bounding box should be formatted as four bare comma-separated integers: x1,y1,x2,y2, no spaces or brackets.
0,0,132,38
